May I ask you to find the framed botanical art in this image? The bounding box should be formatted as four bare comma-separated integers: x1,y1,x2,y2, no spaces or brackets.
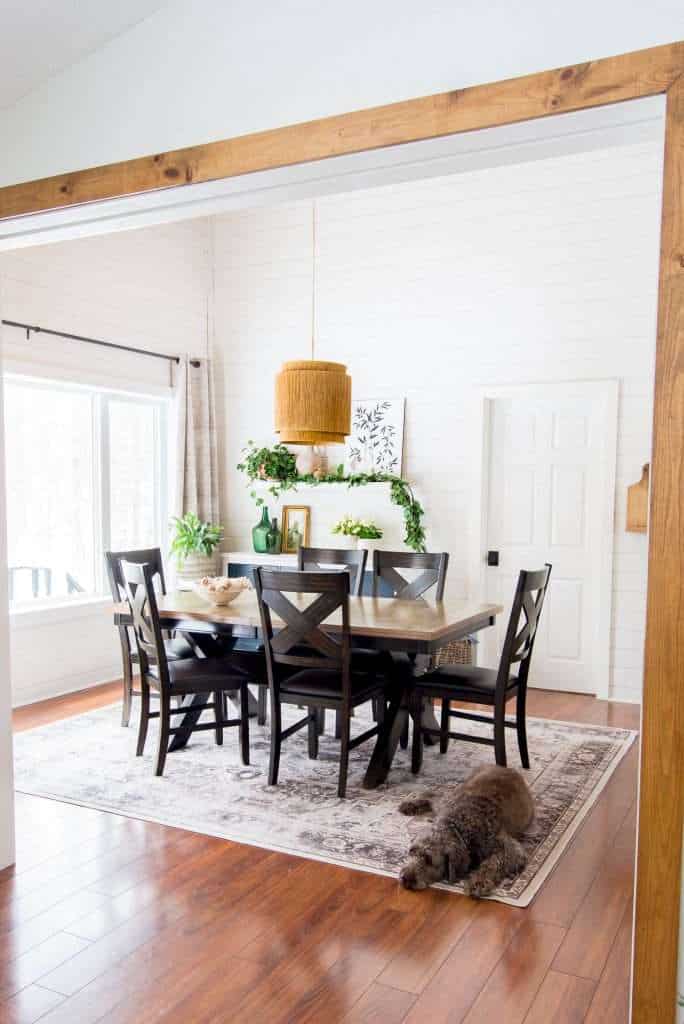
346,398,405,474
282,505,311,553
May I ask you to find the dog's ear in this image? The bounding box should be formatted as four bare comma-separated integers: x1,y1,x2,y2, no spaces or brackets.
408,839,434,866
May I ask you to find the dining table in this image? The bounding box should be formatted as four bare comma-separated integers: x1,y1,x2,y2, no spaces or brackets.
113,589,502,788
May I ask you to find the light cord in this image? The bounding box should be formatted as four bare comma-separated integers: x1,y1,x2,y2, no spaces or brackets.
311,200,316,360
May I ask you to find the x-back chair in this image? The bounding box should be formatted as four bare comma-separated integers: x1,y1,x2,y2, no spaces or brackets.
121,559,252,776
106,547,196,727
255,567,389,798
372,550,450,747
410,564,552,773
297,546,368,596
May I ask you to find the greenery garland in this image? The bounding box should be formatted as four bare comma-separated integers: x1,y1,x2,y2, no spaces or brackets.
236,443,426,552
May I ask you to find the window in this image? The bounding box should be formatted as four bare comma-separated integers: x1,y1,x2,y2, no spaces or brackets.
3,377,168,606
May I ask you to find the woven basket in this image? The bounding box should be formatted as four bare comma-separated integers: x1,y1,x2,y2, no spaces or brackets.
433,637,475,667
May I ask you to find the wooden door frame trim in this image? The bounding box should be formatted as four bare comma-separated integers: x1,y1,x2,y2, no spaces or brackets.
1,40,682,1023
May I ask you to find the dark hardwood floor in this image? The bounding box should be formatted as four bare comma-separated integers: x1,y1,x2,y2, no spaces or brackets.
1,683,639,1023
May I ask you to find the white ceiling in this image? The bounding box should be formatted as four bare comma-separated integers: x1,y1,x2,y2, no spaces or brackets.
0,0,167,110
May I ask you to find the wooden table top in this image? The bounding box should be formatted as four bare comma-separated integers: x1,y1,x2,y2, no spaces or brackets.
114,589,502,644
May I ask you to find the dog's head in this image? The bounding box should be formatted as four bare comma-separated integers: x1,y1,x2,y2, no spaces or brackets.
398,834,454,890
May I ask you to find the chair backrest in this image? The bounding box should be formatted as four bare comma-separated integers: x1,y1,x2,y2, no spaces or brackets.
497,564,552,691
255,568,351,696
297,546,367,597
120,560,170,685
372,550,449,601
105,547,166,603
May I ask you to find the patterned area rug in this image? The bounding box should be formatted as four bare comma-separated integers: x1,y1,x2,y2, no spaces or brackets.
13,703,636,907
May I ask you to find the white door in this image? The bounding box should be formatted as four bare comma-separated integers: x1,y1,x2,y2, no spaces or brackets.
482,381,617,695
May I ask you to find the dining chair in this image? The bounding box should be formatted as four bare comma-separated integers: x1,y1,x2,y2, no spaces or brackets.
121,559,252,776
371,549,449,747
409,564,552,773
372,549,449,600
106,548,197,727
297,546,367,596
297,546,378,735
254,567,389,798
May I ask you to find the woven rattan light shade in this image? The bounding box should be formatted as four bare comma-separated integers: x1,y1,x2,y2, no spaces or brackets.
274,360,351,444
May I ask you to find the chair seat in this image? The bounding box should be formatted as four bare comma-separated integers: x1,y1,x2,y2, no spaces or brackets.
280,668,385,704
414,663,518,703
131,634,196,664
351,647,387,673
148,657,251,694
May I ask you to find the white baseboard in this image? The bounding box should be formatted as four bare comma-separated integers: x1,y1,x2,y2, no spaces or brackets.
11,663,121,709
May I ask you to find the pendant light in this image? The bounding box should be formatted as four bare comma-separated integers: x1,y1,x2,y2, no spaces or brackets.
274,202,351,445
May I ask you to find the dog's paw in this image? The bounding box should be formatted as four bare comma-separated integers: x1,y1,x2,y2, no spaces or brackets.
398,796,434,816
464,876,493,899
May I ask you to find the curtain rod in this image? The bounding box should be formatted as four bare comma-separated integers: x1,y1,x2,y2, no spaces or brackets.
1,319,200,367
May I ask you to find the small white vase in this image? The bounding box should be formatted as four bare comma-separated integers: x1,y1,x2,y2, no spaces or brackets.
176,552,217,589
295,447,316,475
354,537,372,555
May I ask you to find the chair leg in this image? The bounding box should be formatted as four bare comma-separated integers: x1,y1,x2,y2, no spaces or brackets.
411,694,423,775
399,717,409,750
335,710,342,739
317,708,326,735
440,699,450,754
155,693,170,777
121,658,133,728
308,709,319,759
136,681,150,756
494,703,507,767
338,709,351,799
516,688,530,769
375,697,386,726
257,686,267,726
214,692,224,746
240,686,250,766
269,699,282,786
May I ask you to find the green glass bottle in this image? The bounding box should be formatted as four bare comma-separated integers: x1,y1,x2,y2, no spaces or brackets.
252,506,271,553
266,516,282,553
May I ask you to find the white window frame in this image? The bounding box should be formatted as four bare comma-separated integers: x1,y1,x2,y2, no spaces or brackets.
3,373,170,610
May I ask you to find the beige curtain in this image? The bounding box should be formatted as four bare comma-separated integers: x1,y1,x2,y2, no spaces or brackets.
174,357,219,523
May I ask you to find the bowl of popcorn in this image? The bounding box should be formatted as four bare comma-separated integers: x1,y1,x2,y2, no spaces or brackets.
192,575,251,606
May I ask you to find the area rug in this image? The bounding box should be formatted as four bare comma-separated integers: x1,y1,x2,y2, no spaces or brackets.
13,703,636,907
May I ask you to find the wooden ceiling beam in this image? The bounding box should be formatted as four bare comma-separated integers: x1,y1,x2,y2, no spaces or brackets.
0,41,683,220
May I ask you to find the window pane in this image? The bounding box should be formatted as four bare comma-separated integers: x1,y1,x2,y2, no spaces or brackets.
4,380,96,601
107,399,160,552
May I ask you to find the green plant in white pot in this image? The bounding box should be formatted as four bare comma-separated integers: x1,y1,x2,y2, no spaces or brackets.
332,515,383,554
170,512,223,588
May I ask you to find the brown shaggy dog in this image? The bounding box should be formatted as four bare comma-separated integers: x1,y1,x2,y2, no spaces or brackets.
398,766,534,897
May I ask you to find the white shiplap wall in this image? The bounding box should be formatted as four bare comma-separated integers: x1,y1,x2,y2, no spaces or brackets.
0,219,212,706
212,140,663,703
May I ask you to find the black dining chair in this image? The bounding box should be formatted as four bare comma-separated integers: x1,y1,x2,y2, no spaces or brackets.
106,548,198,727
297,546,367,596
372,549,449,601
297,546,378,736
371,550,449,747
121,559,252,776
409,564,552,773
254,567,389,798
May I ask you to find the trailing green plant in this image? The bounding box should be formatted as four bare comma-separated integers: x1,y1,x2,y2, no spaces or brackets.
236,446,426,552
236,441,298,504
332,515,383,540
169,512,223,564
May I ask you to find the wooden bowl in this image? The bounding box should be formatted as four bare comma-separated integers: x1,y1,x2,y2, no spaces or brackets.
192,577,251,606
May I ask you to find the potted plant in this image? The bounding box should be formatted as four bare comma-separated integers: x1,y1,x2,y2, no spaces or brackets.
170,512,223,587
236,441,298,504
332,515,383,553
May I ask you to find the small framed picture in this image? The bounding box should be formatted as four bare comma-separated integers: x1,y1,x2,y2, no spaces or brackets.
282,505,311,553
